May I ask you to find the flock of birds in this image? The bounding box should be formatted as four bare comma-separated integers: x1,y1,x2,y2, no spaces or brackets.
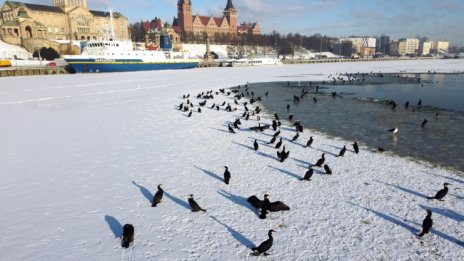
118,79,454,256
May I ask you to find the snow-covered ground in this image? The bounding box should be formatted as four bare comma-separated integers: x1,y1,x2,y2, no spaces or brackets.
0,60,463,260
0,39,32,60
182,44,228,59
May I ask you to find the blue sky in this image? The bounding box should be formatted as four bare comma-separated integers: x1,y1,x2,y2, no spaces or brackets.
19,0,464,46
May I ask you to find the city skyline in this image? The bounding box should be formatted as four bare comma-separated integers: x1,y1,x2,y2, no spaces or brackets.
14,0,464,46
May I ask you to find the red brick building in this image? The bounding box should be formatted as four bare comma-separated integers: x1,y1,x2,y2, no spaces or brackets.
173,0,260,41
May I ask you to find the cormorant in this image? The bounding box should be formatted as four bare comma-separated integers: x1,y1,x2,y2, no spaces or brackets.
313,97,317,103
300,168,313,181
378,147,386,152
421,118,428,128
273,130,281,138
427,183,450,200
274,113,279,120
289,114,294,120
259,194,271,219
252,230,275,256
337,145,346,157
275,138,283,149
187,111,192,117
417,99,422,106
228,124,236,133
405,101,409,108
197,108,201,113
291,132,299,142
305,136,313,147
188,194,206,212
269,136,277,144
324,164,332,175
315,153,325,167
417,210,433,238
121,224,134,248
254,139,259,151
152,184,164,207
353,142,359,154
286,104,290,110
224,166,231,184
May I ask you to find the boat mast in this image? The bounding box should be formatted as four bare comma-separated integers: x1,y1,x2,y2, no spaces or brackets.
109,8,115,40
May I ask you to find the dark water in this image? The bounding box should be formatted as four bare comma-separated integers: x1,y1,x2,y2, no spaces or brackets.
237,74,464,172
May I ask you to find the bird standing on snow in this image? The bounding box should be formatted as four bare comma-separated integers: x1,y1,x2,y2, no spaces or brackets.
301,168,313,181
254,139,259,151
417,210,433,238
353,142,359,154
315,153,325,167
305,136,314,147
259,194,271,219
152,184,164,207
337,145,346,157
228,124,236,133
291,132,299,142
275,138,283,149
252,230,275,256
324,164,332,174
121,224,134,248
188,194,206,212
427,183,450,200
224,166,231,185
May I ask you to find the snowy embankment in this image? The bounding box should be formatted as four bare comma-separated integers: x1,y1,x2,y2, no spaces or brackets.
0,59,463,260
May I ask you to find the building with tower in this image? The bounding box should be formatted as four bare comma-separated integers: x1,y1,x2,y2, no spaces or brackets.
0,0,129,54
173,0,260,42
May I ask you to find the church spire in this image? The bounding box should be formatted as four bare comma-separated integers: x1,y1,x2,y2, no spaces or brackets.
225,0,235,10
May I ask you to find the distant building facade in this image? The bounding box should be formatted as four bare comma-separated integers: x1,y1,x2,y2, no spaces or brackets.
420,41,432,56
173,0,260,42
432,40,449,52
0,0,129,54
341,37,376,57
398,38,419,56
376,35,390,55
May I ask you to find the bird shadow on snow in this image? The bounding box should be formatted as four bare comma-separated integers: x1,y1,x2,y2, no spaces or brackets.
374,180,429,199
419,205,464,222
209,215,256,249
194,166,223,183
164,192,191,210
217,189,259,216
420,170,464,184
268,165,301,180
247,137,274,148
325,144,344,150
104,215,123,238
316,148,338,157
210,127,232,134
346,202,419,234
132,181,153,204
232,141,255,151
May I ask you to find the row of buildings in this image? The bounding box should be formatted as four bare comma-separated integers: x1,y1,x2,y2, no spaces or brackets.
333,36,450,58
0,0,260,55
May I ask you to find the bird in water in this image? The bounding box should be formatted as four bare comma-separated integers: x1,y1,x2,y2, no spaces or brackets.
291,132,299,142
417,210,433,238
152,184,164,207
378,147,386,153
275,138,283,149
313,97,318,103
315,153,325,167
405,101,409,109
337,145,346,157
188,194,206,212
417,99,422,107
252,230,276,256
388,127,398,134
305,136,314,147
427,183,450,200
301,168,313,181
121,224,135,248
254,139,259,151
224,166,231,184
324,164,332,174
286,104,290,110
228,124,236,133
421,118,428,128
289,114,294,120
353,142,359,154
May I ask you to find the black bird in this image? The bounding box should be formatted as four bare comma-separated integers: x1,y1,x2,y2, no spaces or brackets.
152,184,164,207
315,153,325,167
353,142,359,154
427,183,450,200
378,147,386,152
289,114,294,120
275,138,283,149
224,166,231,185
324,164,332,175
274,113,279,120
305,136,313,147
405,101,409,108
259,194,271,219
121,224,134,248
417,99,422,107
187,110,192,117
254,139,259,151
228,124,236,133
188,194,206,212
300,168,313,181
251,230,275,256
417,210,433,238
291,132,299,142
286,104,290,110
337,145,346,157
269,136,277,144
197,108,201,113
313,97,317,103
421,118,428,128
273,130,281,138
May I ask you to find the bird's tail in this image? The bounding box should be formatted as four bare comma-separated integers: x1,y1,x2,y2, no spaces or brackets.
417,231,425,237
426,197,433,200
201,208,207,212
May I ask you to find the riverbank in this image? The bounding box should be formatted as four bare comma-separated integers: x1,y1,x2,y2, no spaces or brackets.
0,59,463,260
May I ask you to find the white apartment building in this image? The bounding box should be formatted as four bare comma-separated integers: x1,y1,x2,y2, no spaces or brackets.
420,41,432,56
398,38,419,55
432,41,449,52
